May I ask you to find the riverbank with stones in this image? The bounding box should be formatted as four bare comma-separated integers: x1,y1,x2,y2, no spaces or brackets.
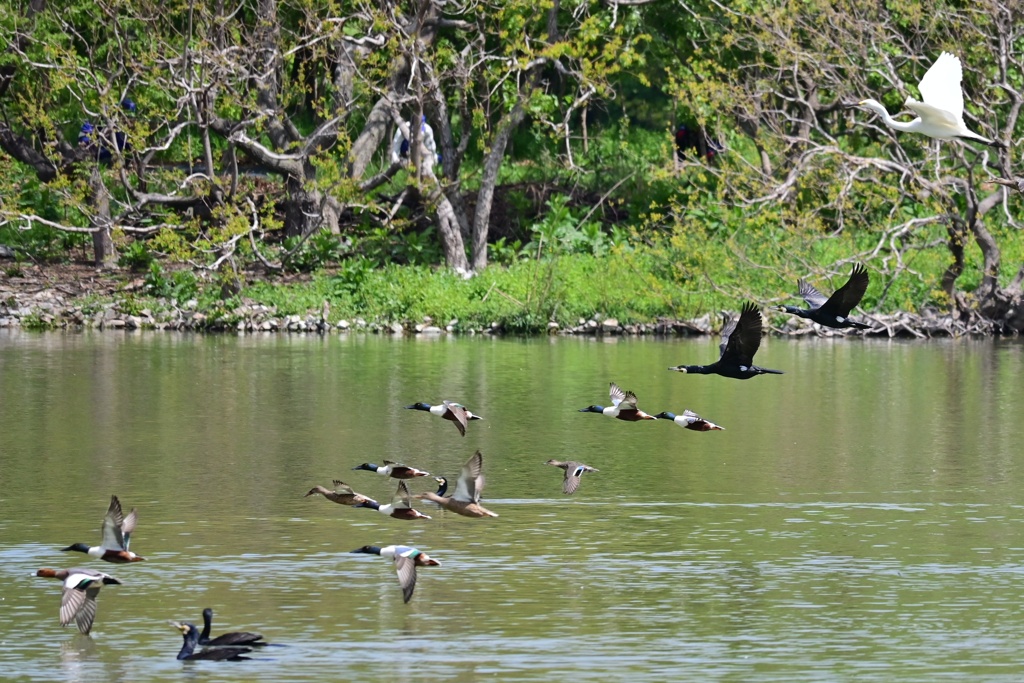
0,278,993,338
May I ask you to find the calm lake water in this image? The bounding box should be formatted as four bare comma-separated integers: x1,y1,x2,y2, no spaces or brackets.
1,330,1022,681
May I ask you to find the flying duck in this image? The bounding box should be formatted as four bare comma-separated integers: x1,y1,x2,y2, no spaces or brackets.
350,545,441,603
652,410,724,431
352,461,430,479
35,567,121,635
304,480,373,506
62,495,145,563
355,481,432,520
416,450,498,518
404,401,482,437
544,460,599,495
578,383,657,421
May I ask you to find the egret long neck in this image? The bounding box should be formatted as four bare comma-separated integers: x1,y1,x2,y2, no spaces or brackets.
876,102,919,133
881,115,920,133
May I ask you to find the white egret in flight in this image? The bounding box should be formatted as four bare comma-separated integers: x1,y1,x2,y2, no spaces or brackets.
853,52,1003,148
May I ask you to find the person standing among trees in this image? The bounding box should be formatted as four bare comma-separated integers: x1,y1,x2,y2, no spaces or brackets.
391,115,439,173
675,122,723,162
78,98,136,163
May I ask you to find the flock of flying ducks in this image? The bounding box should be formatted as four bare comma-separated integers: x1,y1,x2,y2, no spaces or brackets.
31,264,875,660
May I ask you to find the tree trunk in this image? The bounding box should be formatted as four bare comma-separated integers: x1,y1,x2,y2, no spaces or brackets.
284,179,340,237
968,191,1003,302
432,193,468,272
349,99,395,179
940,218,966,302
420,165,469,272
89,167,116,268
470,102,528,271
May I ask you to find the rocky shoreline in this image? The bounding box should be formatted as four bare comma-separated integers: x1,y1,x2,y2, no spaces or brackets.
0,270,992,338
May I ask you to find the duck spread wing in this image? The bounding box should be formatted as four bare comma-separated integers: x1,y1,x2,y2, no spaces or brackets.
121,508,138,550
443,401,469,436
73,588,100,634
394,555,418,603
563,466,584,495
619,391,640,410
454,451,484,503
332,481,356,494
59,585,88,627
392,481,414,509
100,500,127,551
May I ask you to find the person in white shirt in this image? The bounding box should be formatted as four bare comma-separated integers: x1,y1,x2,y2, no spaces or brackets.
391,115,438,172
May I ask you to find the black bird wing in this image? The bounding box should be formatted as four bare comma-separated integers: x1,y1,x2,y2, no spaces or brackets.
797,280,829,309
718,312,737,358
191,646,253,661
206,631,265,646
819,264,869,317
720,303,763,366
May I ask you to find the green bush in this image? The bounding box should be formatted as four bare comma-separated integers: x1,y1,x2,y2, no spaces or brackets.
118,241,155,271
144,262,199,302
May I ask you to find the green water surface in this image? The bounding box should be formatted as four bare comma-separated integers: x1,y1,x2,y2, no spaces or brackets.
0,330,1022,682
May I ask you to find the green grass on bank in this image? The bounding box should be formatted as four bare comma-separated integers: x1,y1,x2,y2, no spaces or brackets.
15,215,1012,333
236,226,1009,332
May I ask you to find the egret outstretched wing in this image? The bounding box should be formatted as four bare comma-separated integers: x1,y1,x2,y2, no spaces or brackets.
916,52,964,121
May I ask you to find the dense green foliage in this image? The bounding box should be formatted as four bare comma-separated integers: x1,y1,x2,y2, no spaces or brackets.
2,0,1023,330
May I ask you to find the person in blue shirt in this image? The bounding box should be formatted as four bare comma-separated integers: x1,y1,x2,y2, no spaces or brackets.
79,98,135,162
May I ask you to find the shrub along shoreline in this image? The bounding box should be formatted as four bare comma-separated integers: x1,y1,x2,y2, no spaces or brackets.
0,253,1001,338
